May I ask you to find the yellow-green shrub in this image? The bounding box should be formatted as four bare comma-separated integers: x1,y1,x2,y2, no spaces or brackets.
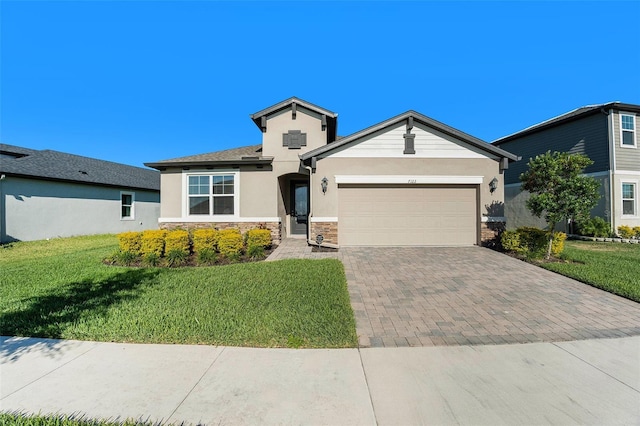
218,228,243,259
634,227,640,238
245,229,272,248
500,230,522,253
617,225,634,239
141,230,167,256
117,231,142,254
551,232,567,256
165,230,190,255
192,229,219,253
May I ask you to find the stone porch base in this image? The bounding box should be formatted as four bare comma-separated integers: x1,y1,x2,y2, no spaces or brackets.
309,221,338,246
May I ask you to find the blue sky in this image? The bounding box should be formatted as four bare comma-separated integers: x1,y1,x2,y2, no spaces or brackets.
2,1,639,168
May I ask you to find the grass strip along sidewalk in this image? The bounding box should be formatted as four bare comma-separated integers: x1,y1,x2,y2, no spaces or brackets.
0,235,357,348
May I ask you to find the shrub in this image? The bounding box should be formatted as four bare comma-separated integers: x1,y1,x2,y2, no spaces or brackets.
515,227,548,259
576,217,611,238
246,243,266,260
143,252,161,267
617,225,634,239
166,248,188,267
218,228,243,259
165,229,190,254
196,248,218,266
245,229,272,248
501,227,566,259
117,231,142,255
192,229,219,253
115,250,138,266
550,232,567,256
141,230,167,257
634,227,640,238
500,230,522,253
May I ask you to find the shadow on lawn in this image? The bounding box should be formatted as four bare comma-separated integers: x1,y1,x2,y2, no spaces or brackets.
0,269,158,362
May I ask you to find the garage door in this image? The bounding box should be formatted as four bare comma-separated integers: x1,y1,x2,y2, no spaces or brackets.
338,185,478,246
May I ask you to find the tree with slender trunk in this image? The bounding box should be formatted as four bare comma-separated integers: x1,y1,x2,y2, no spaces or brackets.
520,151,600,259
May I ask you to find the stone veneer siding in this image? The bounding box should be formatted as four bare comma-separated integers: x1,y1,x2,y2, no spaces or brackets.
310,221,338,246
160,221,281,245
480,221,505,244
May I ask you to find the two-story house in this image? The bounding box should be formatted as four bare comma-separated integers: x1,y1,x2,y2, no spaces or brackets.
493,102,640,232
145,97,518,247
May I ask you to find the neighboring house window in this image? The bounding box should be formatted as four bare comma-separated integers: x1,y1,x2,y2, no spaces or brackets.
621,114,636,147
121,191,134,220
188,174,235,215
622,182,636,216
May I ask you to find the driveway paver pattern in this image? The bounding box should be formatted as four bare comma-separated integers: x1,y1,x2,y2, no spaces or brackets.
267,239,640,348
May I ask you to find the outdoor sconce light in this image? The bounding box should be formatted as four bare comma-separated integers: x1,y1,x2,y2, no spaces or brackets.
321,177,329,194
316,234,324,245
489,177,498,193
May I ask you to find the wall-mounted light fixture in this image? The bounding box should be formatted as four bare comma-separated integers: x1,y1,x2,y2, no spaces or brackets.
321,177,329,194
489,177,498,193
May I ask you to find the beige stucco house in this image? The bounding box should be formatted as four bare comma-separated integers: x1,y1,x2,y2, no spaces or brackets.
145,97,518,247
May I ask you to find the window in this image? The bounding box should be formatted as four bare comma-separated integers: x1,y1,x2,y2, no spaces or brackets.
121,192,134,219
621,114,636,147
622,183,636,216
188,174,235,216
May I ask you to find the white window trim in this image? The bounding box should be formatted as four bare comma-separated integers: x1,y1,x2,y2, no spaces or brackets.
621,181,638,218
120,191,135,221
619,113,637,148
182,170,240,220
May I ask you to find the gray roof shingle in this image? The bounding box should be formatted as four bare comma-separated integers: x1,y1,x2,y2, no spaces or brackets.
0,143,160,191
145,144,271,168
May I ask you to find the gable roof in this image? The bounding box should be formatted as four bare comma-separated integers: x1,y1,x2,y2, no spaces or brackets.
0,143,160,191
300,110,519,163
493,101,640,145
144,144,271,169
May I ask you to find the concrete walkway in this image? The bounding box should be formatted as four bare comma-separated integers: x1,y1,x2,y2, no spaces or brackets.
267,239,640,348
1,335,638,425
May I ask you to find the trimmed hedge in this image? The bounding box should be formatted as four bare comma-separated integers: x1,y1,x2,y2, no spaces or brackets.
246,229,272,248
118,231,142,254
617,225,634,239
192,228,219,253
141,230,167,257
218,229,244,259
165,229,190,255
501,227,566,258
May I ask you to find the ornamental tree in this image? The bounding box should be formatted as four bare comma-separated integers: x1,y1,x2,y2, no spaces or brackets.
519,151,600,259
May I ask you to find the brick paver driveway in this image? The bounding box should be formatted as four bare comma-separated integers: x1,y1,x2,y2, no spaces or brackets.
268,240,640,348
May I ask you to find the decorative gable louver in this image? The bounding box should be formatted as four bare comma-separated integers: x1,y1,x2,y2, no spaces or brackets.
283,130,307,149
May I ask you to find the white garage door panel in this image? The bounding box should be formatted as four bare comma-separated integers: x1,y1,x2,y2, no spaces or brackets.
338,186,477,246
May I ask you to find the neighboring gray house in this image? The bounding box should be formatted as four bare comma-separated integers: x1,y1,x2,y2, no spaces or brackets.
0,144,160,243
146,97,518,247
493,102,640,232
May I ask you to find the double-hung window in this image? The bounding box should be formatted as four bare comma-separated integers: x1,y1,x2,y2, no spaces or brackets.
622,182,636,216
188,174,236,216
621,114,636,147
121,191,134,220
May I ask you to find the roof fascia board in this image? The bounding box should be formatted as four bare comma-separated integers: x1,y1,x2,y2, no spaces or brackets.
250,97,337,130
144,158,274,170
301,111,518,162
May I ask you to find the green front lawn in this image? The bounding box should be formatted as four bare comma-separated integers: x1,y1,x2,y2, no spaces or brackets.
0,235,357,348
0,413,145,426
541,240,640,302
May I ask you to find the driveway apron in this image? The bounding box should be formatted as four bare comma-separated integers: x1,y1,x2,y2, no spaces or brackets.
268,240,640,348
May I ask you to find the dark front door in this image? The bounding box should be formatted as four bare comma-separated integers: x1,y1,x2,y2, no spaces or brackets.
290,181,309,235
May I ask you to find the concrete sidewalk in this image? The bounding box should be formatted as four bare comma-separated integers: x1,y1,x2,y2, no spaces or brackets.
1,336,639,425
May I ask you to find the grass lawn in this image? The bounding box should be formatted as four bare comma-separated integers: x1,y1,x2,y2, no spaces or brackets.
0,235,357,348
541,240,640,302
0,412,146,426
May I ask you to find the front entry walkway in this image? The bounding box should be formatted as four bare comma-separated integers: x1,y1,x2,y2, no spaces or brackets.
268,239,640,348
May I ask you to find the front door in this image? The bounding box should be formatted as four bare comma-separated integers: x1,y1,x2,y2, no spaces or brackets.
290,181,309,235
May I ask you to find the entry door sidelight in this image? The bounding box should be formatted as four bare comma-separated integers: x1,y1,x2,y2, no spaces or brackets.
290,181,309,235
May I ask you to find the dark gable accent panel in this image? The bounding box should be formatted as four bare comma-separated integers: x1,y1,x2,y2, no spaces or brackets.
283,130,307,149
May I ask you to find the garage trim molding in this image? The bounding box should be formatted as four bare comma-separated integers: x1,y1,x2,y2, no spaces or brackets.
334,175,484,185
